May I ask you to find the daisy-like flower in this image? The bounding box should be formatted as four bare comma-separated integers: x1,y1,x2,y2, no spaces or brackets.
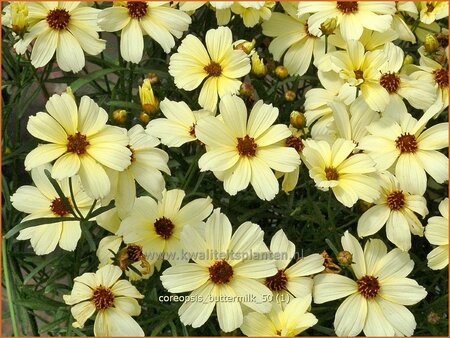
97,235,154,281
377,42,436,117
417,1,448,24
297,1,396,41
104,124,170,218
425,198,449,270
357,171,428,251
261,3,326,76
63,265,145,336
14,2,105,72
98,1,191,63
160,209,277,332
240,296,318,336
358,112,448,195
263,230,324,305
169,26,251,112
408,55,449,116
146,98,212,147
11,164,93,255
117,190,213,269
195,95,300,201
302,138,380,207
314,231,427,336
24,93,131,199
230,1,275,27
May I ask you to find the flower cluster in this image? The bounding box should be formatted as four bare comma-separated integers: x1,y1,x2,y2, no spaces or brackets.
3,1,448,337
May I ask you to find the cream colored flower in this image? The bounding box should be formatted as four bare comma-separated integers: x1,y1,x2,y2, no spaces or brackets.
263,230,324,305
169,26,250,112
146,98,213,147
425,198,449,270
195,95,300,201
98,1,191,63
262,4,326,76
418,1,448,24
161,208,277,332
11,164,93,255
298,1,396,41
117,190,213,269
231,1,274,27
14,2,105,72
24,93,132,199
357,171,428,251
303,138,380,207
240,296,318,336
63,265,145,336
358,112,448,195
314,231,427,336
104,124,170,218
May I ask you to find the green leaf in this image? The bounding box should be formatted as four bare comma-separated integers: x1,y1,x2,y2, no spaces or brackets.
23,254,66,284
87,200,115,219
70,68,125,93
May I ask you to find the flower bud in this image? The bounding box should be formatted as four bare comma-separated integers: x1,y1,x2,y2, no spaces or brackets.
427,311,441,325
11,2,28,34
337,250,353,266
146,72,159,85
424,34,440,53
139,111,151,125
251,53,267,77
139,79,159,114
320,17,337,36
112,109,128,124
320,251,341,273
235,39,256,55
275,65,289,79
290,110,305,128
403,55,414,65
284,90,296,102
239,82,254,97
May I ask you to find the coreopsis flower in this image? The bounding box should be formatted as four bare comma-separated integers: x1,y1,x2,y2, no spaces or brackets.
169,26,251,112
358,112,449,195
240,296,318,336
418,1,448,24
195,95,300,201
425,198,449,270
178,1,233,25
357,171,428,251
328,27,397,52
230,1,275,27
97,236,154,281
314,231,427,336
11,164,93,255
98,1,191,63
104,125,170,217
377,42,436,117
139,79,159,115
263,230,324,304
63,265,145,336
117,190,213,269
302,138,380,208
13,2,105,72
24,93,132,199
160,209,277,332
261,3,326,76
317,39,390,112
146,98,212,147
297,1,396,41
408,55,449,116
2,2,29,34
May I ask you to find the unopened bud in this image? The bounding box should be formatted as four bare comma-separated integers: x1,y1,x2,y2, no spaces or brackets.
146,72,159,85
320,17,337,36
275,65,289,79
139,111,151,125
251,53,267,77
11,2,28,34
235,39,256,55
112,109,128,124
239,82,254,97
284,90,296,102
424,34,440,53
427,311,441,325
337,250,353,266
403,55,414,65
139,79,159,114
290,111,305,128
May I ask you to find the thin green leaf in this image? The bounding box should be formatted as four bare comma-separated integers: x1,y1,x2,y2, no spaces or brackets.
70,68,125,93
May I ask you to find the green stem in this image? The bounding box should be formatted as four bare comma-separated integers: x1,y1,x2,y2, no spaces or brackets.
68,177,83,219
2,238,20,336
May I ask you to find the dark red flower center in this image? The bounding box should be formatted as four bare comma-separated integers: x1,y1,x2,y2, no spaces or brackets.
209,260,233,284
46,8,70,30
